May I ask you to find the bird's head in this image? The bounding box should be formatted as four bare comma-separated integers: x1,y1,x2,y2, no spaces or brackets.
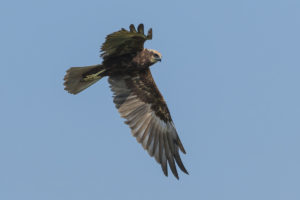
148,49,162,64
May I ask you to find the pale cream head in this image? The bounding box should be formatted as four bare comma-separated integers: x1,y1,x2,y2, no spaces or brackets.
148,49,162,63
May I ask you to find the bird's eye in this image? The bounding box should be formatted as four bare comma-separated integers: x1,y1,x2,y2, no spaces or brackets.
154,53,159,58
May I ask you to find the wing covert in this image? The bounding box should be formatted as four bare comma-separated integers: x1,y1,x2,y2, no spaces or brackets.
101,24,152,59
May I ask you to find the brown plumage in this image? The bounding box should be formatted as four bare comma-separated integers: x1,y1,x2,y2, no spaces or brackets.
63,24,188,179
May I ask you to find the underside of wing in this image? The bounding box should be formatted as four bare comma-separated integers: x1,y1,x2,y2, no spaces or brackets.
101,24,152,59
108,69,188,179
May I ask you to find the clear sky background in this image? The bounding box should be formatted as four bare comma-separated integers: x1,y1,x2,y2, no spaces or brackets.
1,0,300,199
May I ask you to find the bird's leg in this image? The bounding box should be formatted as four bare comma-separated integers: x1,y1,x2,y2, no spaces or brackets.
83,69,106,81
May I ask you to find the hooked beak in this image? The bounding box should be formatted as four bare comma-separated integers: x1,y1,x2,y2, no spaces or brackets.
155,57,162,62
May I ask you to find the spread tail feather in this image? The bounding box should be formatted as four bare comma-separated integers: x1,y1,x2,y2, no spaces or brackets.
63,64,106,94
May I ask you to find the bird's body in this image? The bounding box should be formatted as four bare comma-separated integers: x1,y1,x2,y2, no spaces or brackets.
64,24,188,179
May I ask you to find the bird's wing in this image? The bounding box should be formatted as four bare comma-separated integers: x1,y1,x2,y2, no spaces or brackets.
108,69,188,179
101,24,152,59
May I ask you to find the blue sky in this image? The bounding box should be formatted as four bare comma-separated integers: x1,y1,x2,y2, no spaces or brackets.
1,0,300,199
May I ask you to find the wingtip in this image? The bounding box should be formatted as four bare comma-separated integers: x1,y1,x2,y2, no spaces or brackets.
177,139,186,154
147,28,152,40
161,163,168,177
137,24,144,34
174,173,179,180
129,24,136,33
183,169,189,175
162,166,180,180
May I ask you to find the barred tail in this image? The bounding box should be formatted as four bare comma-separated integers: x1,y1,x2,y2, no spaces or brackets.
63,64,106,95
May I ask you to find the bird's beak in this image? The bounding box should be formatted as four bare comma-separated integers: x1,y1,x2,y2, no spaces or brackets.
155,57,162,62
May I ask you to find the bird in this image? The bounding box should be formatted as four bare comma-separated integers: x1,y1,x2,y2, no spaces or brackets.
63,24,188,179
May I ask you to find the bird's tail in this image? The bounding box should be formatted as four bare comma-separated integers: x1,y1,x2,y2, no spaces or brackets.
63,64,106,94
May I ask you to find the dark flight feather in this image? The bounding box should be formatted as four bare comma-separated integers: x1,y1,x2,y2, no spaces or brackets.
108,69,188,179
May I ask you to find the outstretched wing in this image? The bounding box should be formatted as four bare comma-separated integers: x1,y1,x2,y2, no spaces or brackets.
108,69,188,179
101,24,152,59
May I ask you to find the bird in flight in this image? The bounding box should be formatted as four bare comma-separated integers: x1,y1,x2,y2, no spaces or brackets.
64,24,188,179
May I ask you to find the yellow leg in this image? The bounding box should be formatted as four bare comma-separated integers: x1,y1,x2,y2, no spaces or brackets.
83,69,106,81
